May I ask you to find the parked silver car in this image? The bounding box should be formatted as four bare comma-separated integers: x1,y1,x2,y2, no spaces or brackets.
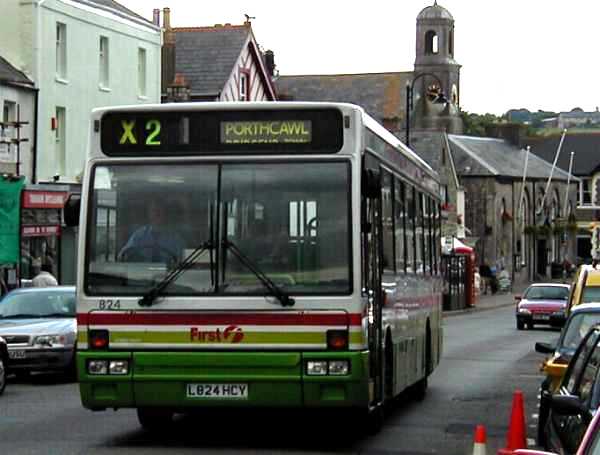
0,336,7,394
0,286,76,376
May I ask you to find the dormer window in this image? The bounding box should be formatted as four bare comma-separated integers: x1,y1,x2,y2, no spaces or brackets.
425,30,438,54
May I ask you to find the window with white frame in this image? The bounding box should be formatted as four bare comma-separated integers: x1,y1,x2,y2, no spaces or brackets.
99,36,109,88
239,71,249,101
581,178,592,205
55,107,66,176
137,48,147,97
56,23,67,79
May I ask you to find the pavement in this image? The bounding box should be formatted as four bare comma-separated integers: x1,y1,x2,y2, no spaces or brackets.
444,278,572,317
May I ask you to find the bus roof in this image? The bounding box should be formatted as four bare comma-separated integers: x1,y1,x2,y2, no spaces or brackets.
90,101,439,182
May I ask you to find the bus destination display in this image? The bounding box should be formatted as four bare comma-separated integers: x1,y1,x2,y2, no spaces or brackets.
220,120,311,144
100,109,342,156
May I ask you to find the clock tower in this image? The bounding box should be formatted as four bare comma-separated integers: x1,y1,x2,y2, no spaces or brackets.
411,1,463,133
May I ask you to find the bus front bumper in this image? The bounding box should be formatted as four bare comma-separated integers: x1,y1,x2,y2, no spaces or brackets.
77,350,370,410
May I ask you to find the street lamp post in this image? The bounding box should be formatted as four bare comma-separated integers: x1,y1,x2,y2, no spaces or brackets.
405,72,445,148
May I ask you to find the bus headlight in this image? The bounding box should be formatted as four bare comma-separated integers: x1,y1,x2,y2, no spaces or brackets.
306,361,328,375
109,360,129,375
328,360,350,375
88,360,108,375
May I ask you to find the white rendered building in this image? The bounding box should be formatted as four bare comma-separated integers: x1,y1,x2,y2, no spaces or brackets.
0,0,161,183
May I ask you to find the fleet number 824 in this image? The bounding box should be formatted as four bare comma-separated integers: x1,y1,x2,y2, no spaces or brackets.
98,299,121,310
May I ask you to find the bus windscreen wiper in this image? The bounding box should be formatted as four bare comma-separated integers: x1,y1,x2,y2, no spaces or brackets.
138,241,213,307
222,239,295,307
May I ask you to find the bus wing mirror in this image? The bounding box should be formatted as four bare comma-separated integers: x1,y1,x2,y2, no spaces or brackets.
362,169,381,199
64,193,81,227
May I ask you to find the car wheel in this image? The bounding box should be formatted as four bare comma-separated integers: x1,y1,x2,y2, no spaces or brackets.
527,322,534,330
137,407,173,431
517,320,525,330
0,357,6,395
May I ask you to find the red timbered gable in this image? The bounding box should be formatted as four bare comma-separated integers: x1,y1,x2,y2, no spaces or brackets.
162,18,276,102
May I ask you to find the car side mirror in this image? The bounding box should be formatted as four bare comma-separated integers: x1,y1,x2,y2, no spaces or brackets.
549,394,592,422
64,193,81,227
514,295,522,302
535,342,555,354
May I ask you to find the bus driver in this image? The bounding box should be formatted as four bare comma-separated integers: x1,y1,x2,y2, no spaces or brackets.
118,200,184,263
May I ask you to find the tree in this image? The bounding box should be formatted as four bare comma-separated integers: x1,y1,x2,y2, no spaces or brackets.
460,110,503,136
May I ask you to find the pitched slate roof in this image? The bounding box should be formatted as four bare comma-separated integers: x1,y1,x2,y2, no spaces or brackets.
0,55,33,87
275,72,411,123
174,25,250,97
70,0,151,24
448,135,575,181
525,133,600,176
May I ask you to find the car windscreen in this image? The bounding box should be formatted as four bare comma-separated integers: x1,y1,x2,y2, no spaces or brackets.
582,286,600,304
561,313,600,350
523,286,569,300
0,291,76,318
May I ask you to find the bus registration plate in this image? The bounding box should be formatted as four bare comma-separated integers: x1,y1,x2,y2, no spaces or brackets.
186,383,248,399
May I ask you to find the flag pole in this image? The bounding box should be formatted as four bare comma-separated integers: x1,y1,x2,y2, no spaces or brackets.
517,146,530,224
538,128,567,214
563,151,575,218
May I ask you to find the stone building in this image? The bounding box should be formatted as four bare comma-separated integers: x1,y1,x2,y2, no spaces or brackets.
448,130,578,283
526,132,600,263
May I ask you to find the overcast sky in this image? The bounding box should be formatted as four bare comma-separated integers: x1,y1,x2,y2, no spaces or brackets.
117,0,598,116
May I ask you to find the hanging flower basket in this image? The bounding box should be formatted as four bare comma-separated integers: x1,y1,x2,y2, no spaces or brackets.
538,224,552,237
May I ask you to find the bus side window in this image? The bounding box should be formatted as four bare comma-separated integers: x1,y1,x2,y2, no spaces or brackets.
405,185,416,273
394,178,406,274
381,169,394,272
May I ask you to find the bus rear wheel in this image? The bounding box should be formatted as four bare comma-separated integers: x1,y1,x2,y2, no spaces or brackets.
137,407,174,431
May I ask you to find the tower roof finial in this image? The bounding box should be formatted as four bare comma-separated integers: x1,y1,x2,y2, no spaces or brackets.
434,0,438,5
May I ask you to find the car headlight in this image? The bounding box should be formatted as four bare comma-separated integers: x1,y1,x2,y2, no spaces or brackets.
34,334,69,348
518,307,531,315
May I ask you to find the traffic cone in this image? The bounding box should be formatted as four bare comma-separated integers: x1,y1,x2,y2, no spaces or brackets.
498,389,527,454
472,424,487,455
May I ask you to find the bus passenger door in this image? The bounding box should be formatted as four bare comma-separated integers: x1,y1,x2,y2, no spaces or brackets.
362,167,384,409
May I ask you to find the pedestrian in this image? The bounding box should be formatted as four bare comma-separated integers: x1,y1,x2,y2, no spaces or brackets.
32,263,58,287
479,262,491,295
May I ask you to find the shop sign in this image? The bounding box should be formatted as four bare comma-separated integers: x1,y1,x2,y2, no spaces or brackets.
22,191,68,209
21,225,61,237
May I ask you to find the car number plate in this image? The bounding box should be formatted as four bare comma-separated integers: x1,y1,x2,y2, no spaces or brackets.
537,314,550,320
186,383,248,399
8,350,26,359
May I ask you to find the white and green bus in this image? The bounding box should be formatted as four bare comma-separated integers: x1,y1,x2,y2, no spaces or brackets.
71,102,443,430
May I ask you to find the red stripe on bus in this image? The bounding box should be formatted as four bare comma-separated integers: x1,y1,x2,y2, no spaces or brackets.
77,312,363,326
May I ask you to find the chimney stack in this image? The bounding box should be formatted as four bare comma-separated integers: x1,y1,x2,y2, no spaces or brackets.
485,123,525,148
152,8,160,26
264,50,276,77
163,7,171,30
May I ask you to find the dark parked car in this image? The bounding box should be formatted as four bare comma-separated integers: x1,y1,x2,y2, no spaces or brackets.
0,286,76,377
535,303,600,446
540,324,600,454
516,283,570,330
0,336,7,394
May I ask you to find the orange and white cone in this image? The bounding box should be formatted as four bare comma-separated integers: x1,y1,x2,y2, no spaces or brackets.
472,424,487,455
